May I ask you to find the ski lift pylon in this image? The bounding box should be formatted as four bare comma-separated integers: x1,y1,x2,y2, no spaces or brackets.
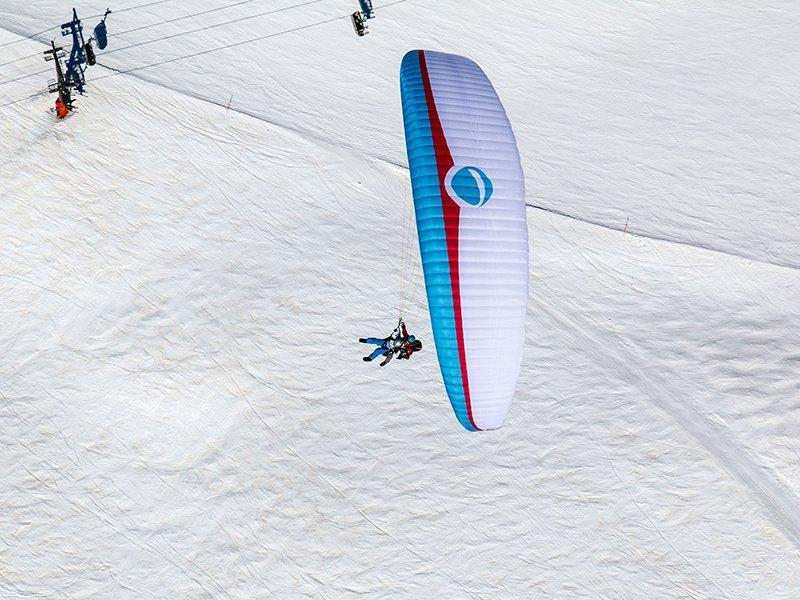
44,40,74,117
60,8,87,93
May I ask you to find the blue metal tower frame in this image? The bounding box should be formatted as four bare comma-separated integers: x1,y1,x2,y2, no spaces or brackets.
61,8,87,94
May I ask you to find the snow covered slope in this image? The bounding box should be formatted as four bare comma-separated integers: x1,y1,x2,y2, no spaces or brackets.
1,1,799,598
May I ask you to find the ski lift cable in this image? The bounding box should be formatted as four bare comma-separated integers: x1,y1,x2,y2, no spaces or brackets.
102,0,329,58
0,0,413,105
93,12,349,81
1,1,301,76
112,0,278,38
88,0,177,19
0,0,268,70
92,0,412,80
0,52,42,69
0,0,179,50
0,67,50,87
0,91,46,109
0,0,327,81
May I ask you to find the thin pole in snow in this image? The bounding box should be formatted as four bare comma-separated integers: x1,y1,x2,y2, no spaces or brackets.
623,217,629,234
225,95,233,111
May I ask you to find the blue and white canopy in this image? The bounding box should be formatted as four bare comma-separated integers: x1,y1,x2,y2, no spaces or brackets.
400,50,528,431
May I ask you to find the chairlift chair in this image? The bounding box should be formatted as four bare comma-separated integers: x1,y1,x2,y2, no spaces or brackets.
351,11,368,36
84,42,96,66
359,0,375,19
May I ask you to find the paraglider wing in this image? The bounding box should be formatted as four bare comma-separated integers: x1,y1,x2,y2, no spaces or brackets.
399,50,528,431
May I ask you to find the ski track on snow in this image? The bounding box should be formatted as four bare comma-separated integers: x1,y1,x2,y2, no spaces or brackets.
526,203,800,273
93,57,800,277
107,63,800,588
2,6,800,597
93,60,410,171
533,292,800,554
8,20,800,543
3,21,793,274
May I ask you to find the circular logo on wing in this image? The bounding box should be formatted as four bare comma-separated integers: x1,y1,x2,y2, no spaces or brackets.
444,166,493,208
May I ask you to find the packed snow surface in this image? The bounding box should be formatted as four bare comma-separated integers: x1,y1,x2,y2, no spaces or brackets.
1,1,799,598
